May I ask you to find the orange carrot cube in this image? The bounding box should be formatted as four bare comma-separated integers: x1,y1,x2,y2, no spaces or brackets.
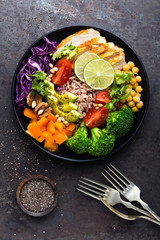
47,112,57,122
27,122,42,138
37,117,48,129
55,121,64,132
47,120,55,135
24,108,38,120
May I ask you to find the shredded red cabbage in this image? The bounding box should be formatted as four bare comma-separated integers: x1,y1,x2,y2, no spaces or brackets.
15,37,57,112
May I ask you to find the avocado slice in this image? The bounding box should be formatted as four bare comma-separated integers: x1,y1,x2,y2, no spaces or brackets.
59,102,78,112
65,110,81,122
52,108,81,122
54,91,78,103
64,92,78,103
46,88,80,122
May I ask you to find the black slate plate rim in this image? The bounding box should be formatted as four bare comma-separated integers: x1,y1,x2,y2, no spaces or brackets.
11,25,150,162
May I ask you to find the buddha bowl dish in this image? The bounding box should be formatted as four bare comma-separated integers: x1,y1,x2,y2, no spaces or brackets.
12,26,149,162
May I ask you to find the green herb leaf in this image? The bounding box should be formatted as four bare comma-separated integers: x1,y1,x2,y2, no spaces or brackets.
114,71,134,85
120,89,132,100
30,71,50,97
50,42,79,60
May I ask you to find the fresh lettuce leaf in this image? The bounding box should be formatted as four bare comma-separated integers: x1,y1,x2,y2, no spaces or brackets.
50,42,78,60
114,71,135,85
29,71,50,97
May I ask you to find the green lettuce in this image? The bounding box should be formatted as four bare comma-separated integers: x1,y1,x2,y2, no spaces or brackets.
50,42,78,60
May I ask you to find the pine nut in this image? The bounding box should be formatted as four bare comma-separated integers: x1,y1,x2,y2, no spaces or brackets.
49,63,53,68
32,100,37,108
38,109,44,115
53,67,58,71
50,69,55,74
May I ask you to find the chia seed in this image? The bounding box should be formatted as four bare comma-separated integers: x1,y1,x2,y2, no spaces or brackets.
20,179,54,213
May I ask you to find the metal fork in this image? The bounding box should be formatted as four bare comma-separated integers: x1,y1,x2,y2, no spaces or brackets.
99,196,160,225
77,177,153,218
102,164,160,222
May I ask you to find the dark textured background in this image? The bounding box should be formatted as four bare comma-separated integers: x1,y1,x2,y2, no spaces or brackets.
0,0,160,239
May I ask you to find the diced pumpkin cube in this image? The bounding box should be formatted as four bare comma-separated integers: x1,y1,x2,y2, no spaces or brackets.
24,108,38,120
44,140,58,152
36,135,45,143
63,129,74,138
65,123,76,131
42,131,55,144
47,120,55,135
27,122,42,138
55,121,64,132
47,112,57,122
26,130,45,143
54,130,68,145
41,126,47,132
37,117,48,129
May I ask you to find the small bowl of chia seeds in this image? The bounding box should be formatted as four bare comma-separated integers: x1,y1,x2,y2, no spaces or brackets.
16,175,58,217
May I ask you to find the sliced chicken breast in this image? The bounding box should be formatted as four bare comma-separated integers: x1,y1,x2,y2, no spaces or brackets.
99,46,124,60
56,28,126,70
56,28,104,51
107,52,126,70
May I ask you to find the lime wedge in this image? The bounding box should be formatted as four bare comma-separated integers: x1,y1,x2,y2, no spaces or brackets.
84,58,114,90
74,52,99,82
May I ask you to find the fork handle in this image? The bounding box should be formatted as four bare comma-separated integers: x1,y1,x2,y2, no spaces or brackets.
138,198,160,222
99,197,160,226
120,199,153,218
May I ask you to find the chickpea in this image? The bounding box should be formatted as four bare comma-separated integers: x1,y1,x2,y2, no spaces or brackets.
132,67,139,73
127,101,135,107
133,83,138,88
126,95,132,102
135,86,143,93
136,93,141,97
133,96,140,103
136,76,142,82
128,61,135,68
130,90,136,96
136,101,143,109
123,64,130,71
120,98,126,103
131,77,137,85
132,106,139,112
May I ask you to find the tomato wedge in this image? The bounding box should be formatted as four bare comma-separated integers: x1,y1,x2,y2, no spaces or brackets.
84,106,109,128
95,91,111,104
51,59,72,85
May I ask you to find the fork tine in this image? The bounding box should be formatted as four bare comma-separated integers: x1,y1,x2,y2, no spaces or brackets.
77,188,100,201
79,180,106,193
102,172,123,194
78,184,105,196
104,169,125,190
110,164,132,184
81,177,109,190
107,166,128,187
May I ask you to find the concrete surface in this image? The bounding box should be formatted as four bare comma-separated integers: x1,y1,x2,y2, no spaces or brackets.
0,0,160,239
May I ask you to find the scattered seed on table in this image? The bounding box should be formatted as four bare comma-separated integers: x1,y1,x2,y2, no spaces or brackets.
20,179,54,212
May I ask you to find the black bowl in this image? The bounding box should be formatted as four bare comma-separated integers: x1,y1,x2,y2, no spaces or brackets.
12,26,149,162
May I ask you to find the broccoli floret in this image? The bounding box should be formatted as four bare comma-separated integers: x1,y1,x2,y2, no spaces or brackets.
106,107,134,138
88,128,115,157
65,121,90,154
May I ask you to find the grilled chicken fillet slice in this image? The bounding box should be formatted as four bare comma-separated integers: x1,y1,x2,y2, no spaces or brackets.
56,28,105,51
55,28,126,70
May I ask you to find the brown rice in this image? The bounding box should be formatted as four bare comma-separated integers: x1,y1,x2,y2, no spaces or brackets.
57,73,100,119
